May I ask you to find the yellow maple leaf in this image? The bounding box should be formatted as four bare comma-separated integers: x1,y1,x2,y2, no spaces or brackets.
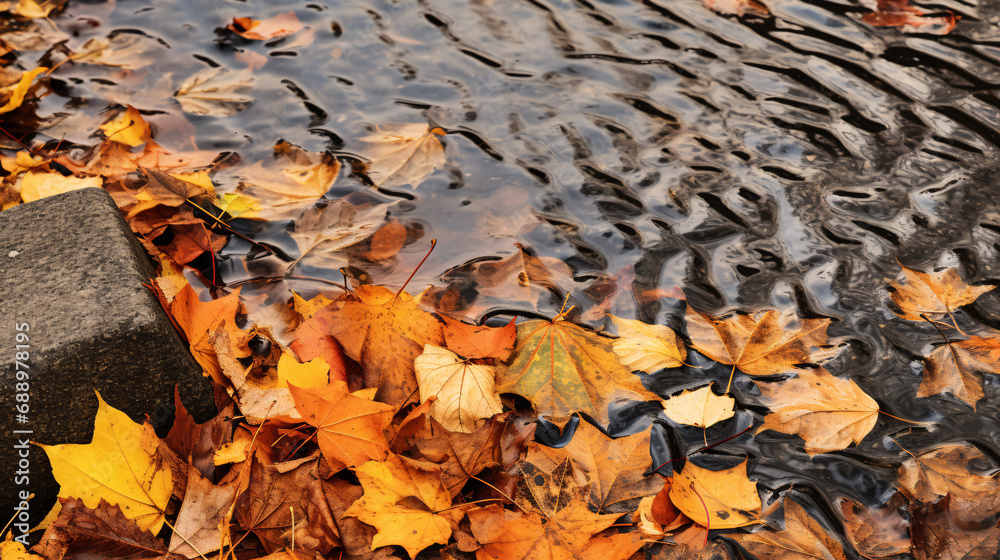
99,105,151,147
661,383,734,429
0,67,46,115
37,392,173,534
610,315,686,374
669,458,761,529
19,171,103,204
414,344,503,433
276,352,329,390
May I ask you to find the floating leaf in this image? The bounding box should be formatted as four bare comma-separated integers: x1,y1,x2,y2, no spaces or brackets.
174,67,254,117
228,11,304,40
662,384,735,429
735,500,846,560
358,123,446,188
889,265,992,322
669,458,760,529
919,337,1000,409
610,315,686,374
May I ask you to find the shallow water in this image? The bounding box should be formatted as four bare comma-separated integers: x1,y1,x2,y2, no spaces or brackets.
15,0,1000,553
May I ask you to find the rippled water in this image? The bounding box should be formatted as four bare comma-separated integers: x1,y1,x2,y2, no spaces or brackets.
20,0,1000,553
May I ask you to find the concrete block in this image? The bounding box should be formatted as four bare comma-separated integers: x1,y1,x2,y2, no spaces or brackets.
0,187,216,533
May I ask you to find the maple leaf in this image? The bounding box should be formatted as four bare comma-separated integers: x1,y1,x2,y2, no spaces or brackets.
37,393,173,534
897,444,1000,523
515,458,591,518
325,285,444,409
702,0,769,16
169,284,242,384
287,305,350,384
498,317,651,427
0,66,46,115
358,123,446,188
661,384,734,429
32,497,168,560
756,368,879,455
164,388,233,481
439,315,516,360
344,454,465,558
735,499,846,560
289,380,394,471
669,458,761,529
99,105,151,147
414,344,503,433
409,414,508,497
288,199,389,272
912,498,1000,560
889,265,992,322
169,465,242,558
862,2,958,35
227,11,303,40
174,67,254,116
919,336,1000,409
523,421,661,513
837,497,911,558
610,315,686,374
686,307,839,390
212,326,303,424
468,501,644,560
229,140,343,220
18,171,102,203
75,33,165,70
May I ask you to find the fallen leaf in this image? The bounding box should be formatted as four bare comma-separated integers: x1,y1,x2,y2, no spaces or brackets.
325,285,444,409
288,200,388,272
523,421,660,513
610,315,686,374
212,326,300,424
837,497,911,558
440,315,516,360
358,219,407,261
2,538,44,560
164,387,233,481
228,11,304,40
169,465,241,557
169,284,242,385
863,3,958,35
756,368,879,455
344,454,465,558
669,458,760,529
287,307,350,384
35,497,166,560
414,344,503,433
18,170,102,203
292,292,336,321
702,0,769,16
409,414,508,497
919,337,1000,409
686,307,839,385
898,444,1000,523
276,352,329,389
735,499,846,560
38,393,173,534
498,317,651,427
100,105,151,147
662,384,734,429
11,0,64,18
0,66,46,115
75,33,165,70
358,123,446,188
174,67,254,117
889,265,992,322
289,380,394,471
231,140,342,220
912,498,1000,560
515,458,591,518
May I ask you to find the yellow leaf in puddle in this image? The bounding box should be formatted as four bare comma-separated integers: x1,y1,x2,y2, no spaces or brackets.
19,171,102,203
358,123,445,188
609,314,686,374
669,458,760,529
38,392,173,534
292,291,334,320
99,105,151,147
661,384,734,428
0,67,47,115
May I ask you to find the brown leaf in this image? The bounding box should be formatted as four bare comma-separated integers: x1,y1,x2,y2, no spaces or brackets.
174,67,253,117
42,497,168,560
169,465,242,558
440,315,516,361
524,421,661,513
756,368,880,455
701,0,769,16
919,337,1000,409
837,496,911,558
735,500,846,560
912,498,1000,560
898,444,1000,523
164,387,233,481
325,285,444,409
515,458,591,518
686,307,839,382
410,415,508,497
862,4,958,35
889,265,991,321
358,219,408,261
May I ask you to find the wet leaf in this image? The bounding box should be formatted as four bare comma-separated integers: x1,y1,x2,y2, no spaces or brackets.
735,499,846,560
523,421,661,513
35,497,166,560
686,307,839,383
289,200,388,271
898,444,1000,523
228,11,304,40
498,317,651,427
231,140,342,220
919,337,1000,409
862,3,958,35
409,414,508,497
440,315,516,360
169,465,241,558
325,285,444,409
701,0,769,17
174,67,254,117
669,458,761,529
889,265,992,321
0,66,46,114
18,171,102,203
837,497,911,558
75,33,165,70
212,326,301,424
610,315,686,374
168,285,241,384
661,384,735,429
756,368,879,455
344,454,465,558
38,393,173,534
912,499,1000,560
414,344,503,433
100,105,151,147
358,123,446,188
288,380,394,471
515,458,591,518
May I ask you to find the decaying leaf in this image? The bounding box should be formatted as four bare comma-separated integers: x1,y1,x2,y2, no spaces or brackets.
498,317,651,427
686,307,839,390
669,458,761,529
33,497,167,560
837,497,911,558
889,265,992,322
515,459,591,518
919,336,1000,409
523,421,661,513
756,368,880,455
38,393,173,534
169,465,241,557
358,123,446,188
344,454,465,558
174,67,254,116
862,1,958,35
288,200,388,271
409,414,508,497
230,140,343,220
898,443,1000,523
912,498,1000,560
661,384,735,429
610,315,686,374
414,344,503,433
228,11,304,40
735,499,846,560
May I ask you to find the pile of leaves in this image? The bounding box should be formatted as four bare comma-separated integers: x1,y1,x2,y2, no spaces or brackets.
0,2,997,560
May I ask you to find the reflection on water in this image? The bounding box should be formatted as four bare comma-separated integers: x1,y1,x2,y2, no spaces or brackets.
15,0,1000,551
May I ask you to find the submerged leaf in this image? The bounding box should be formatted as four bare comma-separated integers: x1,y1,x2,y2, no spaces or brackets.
174,67,254,116
889,265,992,321
358,123,446,188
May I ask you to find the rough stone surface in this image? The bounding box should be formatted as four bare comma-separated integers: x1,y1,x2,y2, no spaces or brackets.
0,187,216,531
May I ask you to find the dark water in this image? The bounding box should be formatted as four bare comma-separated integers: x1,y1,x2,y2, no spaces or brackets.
17,0,1000,553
